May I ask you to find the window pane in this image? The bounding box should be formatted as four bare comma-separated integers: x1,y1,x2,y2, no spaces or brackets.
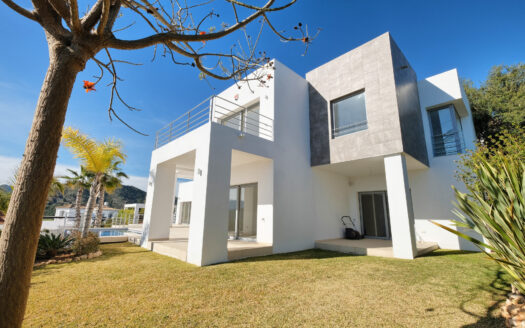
245,104,260,136
332,91,367,137
361,194,376,236
429,105,463,156
180,202,192,224
222,112,242,130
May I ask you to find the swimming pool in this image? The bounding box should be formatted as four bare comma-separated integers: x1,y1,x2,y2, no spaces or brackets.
98,230,126,237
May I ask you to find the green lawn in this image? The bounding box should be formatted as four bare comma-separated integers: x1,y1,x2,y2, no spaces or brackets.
25,243,508,327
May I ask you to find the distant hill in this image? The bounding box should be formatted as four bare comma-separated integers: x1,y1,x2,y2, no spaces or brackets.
44,185,146,216
0,185,12,193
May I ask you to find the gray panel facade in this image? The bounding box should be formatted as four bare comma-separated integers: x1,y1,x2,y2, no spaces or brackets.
306,32,428,167
389,38,429,166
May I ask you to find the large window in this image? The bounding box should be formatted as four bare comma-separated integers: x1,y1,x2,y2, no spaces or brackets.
331,90,367,138
179,202,191,225
222,102,260,136
428,105,465,157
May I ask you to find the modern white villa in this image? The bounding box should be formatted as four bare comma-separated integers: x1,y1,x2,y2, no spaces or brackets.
141,32,478,266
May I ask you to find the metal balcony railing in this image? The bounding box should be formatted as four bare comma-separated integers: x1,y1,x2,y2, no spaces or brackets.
431,131,465,157
154,95,273,149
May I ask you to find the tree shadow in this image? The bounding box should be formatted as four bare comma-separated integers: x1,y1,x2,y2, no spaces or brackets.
460,269,509,327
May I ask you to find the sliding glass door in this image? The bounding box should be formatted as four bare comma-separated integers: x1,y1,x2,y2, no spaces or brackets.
359,191,390,239
228,183,257,240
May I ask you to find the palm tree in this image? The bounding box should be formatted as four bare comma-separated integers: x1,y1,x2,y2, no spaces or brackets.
94,161,128,227
49,178,65,197
10,165,63,197
62,127,126,237
62,167,93,228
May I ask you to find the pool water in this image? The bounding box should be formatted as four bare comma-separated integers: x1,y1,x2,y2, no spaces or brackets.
99,230,125,237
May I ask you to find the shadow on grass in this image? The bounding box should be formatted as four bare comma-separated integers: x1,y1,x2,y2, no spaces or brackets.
230,249,357,264
460,269,509,327
419,249,479,257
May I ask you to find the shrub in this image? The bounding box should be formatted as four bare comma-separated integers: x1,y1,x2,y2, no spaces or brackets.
70,231,100,255
36,232,74,260
435,145,525,293
455,127,525,191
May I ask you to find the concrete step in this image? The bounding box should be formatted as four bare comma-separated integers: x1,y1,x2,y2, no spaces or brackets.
151,241,187,261
416,241,439,257
228,246,273,261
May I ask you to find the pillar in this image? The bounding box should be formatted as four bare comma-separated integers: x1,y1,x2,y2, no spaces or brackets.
186,141,232,266
141,159,177,245
384,154,417,259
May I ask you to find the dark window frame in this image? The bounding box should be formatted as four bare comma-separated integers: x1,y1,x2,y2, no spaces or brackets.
330,89,368,138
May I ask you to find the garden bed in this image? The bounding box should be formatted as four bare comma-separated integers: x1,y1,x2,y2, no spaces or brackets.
34,250,103,268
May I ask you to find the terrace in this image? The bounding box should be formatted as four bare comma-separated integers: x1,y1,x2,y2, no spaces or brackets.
154,95,274,149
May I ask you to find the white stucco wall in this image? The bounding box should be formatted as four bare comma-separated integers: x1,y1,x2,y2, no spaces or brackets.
312,168,350,241
412,69,479,251
270,61,317,253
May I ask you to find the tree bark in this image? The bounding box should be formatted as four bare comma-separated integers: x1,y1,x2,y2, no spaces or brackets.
95,184,105,227
82,174,100,237
74,187,83,229
0,41,86,327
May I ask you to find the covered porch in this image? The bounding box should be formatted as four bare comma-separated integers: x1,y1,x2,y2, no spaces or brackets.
149,226,273,262
316,152,431,260
143,126,275,266
315,238,438,258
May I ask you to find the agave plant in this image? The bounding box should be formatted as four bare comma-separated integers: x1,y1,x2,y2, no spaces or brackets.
434,155,525,292
36,233,74,259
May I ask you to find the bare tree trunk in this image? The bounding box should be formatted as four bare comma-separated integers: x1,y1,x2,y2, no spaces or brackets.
74,187,83,229
95,184,105,227
0,42,86,327
82,174,100,237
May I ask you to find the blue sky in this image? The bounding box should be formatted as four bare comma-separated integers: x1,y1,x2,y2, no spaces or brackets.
1,0,524,190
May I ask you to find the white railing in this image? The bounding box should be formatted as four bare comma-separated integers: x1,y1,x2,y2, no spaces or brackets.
154,95,274,149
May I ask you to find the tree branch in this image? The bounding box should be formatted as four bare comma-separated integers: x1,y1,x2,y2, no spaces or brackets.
80,0,103,31
96,0,111,35
69,0,81,32
106,0,277,50
1,0,38,21
104,0,121,34
47,0,71,25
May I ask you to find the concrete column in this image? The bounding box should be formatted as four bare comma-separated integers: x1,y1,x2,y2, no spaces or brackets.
384,154,417,259
174,203,182,225
141,159,177,245
186,141,232,266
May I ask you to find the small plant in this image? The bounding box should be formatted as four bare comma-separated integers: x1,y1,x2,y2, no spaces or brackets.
36,233,74,260
70,231,100,255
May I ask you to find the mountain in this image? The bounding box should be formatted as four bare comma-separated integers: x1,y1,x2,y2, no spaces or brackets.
0,185,12,193
44,185,146,216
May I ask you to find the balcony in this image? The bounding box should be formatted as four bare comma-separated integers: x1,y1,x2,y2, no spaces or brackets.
431,131,465,157
155,95,274,149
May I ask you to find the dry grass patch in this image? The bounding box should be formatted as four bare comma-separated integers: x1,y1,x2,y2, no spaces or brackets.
25,243,508,327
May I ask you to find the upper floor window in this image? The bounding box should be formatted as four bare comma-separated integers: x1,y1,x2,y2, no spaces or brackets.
221,102,260,136
428,105,465,157
331,90,367,138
